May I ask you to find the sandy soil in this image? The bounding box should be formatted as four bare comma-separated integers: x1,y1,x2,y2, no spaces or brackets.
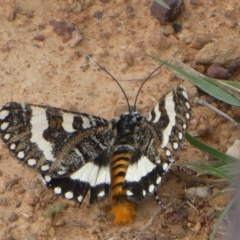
0,0,240,239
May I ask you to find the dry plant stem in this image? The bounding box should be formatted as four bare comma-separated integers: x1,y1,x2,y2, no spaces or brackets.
194,98,240,128
172,169,228,185
134,207,162,240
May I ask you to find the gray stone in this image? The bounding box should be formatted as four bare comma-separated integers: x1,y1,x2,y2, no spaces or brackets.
195,37,240,69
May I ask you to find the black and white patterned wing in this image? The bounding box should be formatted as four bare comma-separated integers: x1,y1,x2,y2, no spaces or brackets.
0,103,114,204
124,85,191,200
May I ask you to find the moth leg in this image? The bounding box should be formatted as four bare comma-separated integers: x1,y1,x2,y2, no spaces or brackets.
153,189,167,209
176,165,193,176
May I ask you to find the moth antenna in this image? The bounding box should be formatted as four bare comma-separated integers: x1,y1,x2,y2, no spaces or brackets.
133,61,166,111
87,55,131,112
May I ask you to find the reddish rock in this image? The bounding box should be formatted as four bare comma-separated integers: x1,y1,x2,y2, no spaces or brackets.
50,20,75,43
207,63,230,79
150,0,184,25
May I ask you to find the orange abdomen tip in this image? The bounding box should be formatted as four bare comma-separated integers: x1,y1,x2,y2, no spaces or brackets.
111,201,136,225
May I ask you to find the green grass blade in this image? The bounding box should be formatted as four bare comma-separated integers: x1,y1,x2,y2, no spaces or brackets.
203,162,236,185
44,204,65,216
149,56,240,106
209,194,237,240
186,133,238,164
155,0,170,9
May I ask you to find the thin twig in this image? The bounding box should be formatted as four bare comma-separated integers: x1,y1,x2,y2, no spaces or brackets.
194,98,240,128
172,169,228,185
134,207,162,240
186,201,199,213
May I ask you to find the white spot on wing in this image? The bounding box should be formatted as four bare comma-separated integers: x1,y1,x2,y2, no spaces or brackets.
0,110,9,120
156,159,161,164
45,175,51,182
41,164,50,171
182,90,189,99
127,190,133,196
98,191,105,197
146,113,152,121
173,142,178,150
81,115,91,129
65,191,74,199
28,158,37,166
62,112,75,133
57,170,66,175
156,176,162,184
30,106,55,162
77,195,83,202
54,187,62,194
10,143,16,150
162,92,176,148
4,133,10,140
185,102,191,109
70,163,110,187
152,104,161,123
125,156,156,182
163,163,169,171
178,132,183,140
149,184,154,193
143,190,146,196
18,151,25,159
166,149,171,156
1,122,9,130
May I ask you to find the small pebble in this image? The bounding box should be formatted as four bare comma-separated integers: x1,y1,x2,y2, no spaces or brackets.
185,186,211,199
54,219,65,226
178,29,193,44
0,198,8,206
26,195,40,206
6,178,19,191
71,1,82,13
8,212,19,222
123,51,134,66
15,201,21,208
162,25,174,36
68,30,84,48
15,187,26,194
172,23,181,32
191,34,211,50
38,24,45,30
93,10,103,19
149,33,171,49
191,222,201,233
33,34,45,41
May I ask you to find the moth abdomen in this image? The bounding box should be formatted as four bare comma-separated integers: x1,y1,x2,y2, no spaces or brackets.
111,150,137,224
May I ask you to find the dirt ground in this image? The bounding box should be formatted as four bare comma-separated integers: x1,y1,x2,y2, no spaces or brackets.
0,0,240,239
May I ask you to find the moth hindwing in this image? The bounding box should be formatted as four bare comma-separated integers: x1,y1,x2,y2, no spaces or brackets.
0,85,191,224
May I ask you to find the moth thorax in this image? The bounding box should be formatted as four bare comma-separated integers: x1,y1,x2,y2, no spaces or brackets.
115,112,142,137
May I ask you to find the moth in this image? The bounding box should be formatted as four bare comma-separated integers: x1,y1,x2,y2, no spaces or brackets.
0,67,191,225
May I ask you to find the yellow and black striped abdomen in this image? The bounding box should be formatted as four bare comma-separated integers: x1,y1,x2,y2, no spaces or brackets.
111,150,137,225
